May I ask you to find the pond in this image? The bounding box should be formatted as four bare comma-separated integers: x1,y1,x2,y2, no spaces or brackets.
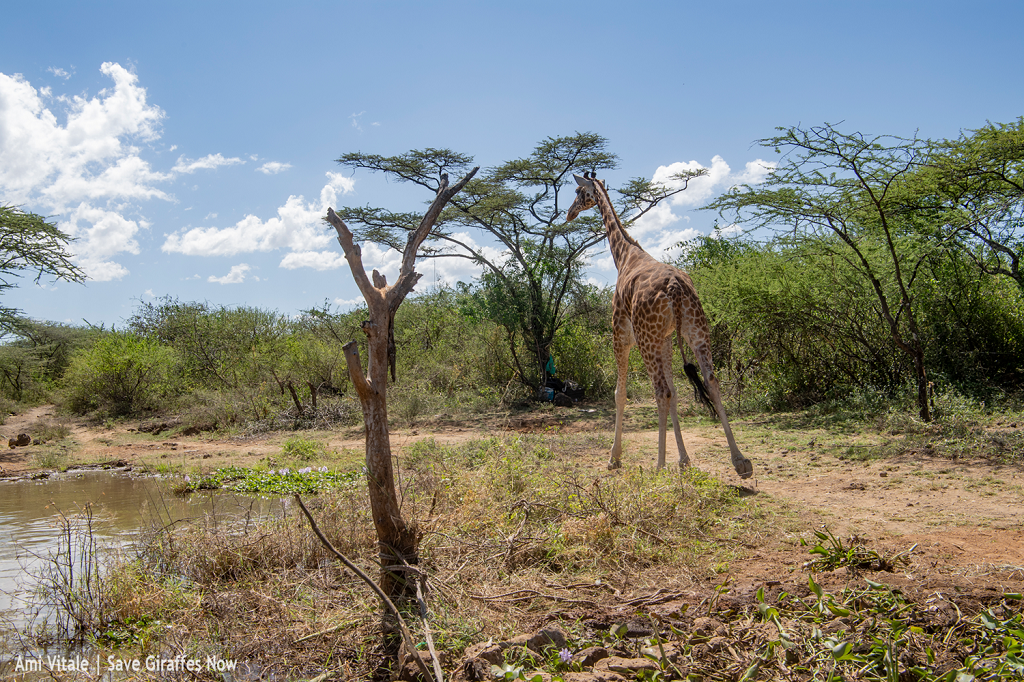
0,468,286,660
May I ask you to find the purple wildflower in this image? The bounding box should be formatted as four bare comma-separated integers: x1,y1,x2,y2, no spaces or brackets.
558,649,572,664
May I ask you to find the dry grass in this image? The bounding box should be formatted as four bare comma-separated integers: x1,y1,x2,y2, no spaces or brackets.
65,433,758,680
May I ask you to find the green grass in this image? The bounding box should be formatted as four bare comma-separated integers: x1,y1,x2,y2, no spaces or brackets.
177,464,363,495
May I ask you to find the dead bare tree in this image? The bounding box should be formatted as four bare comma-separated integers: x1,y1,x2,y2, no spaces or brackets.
324,167,478,603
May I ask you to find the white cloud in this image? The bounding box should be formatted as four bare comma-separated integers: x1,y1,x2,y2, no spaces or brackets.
58,203,143,281
280,250,347,271
172,153,243,173
349,111,380,133
162,172,355,257
208,263,252,284
715,223,744,238
651,155,776,209
144,289,155,297
256,161,292,175
0,62,263,280
334,296,365,310
599,155,778,265
0,62,166,211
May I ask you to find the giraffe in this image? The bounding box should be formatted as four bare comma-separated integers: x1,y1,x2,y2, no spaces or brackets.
566,173,753,478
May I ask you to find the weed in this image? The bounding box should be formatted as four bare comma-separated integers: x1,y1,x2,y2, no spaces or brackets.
178,464,362,495
802,526,914,573
281,435,330,461
33,444,72,470
29,417,72,443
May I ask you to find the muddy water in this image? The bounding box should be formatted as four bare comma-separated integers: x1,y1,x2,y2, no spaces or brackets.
0,469,285,647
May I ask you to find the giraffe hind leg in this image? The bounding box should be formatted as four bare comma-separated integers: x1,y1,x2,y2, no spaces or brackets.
692,343,753,479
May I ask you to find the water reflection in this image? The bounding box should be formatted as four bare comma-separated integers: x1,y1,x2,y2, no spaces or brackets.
0,469,286,654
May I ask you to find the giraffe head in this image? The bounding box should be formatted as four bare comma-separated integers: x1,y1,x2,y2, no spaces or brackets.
566,172,599,222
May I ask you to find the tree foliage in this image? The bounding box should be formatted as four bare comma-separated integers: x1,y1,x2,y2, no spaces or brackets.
0,205,84,330
922,117,1024,288
336,133,701,390
707,123,940,420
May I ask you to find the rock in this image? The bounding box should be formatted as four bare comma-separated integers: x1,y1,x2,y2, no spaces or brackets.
397,650,431,682
8,433,31,448
640,641,683,662
460,640,506,681
576,646,610,667
595,656,659,676
554,392,573,407
707,636,729,652
527,626,567,652
689,616,726,642
562,673,628,682
463,641,504,665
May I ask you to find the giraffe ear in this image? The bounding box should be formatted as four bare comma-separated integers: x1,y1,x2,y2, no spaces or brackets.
574,173,595,188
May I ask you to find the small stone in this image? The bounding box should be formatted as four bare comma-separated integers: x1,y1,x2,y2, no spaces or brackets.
527,626,567,652
576,646,609,667
595,657,659,675
880,472,888,477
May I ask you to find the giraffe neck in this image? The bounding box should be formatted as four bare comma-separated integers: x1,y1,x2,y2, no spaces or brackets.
593,180,643,269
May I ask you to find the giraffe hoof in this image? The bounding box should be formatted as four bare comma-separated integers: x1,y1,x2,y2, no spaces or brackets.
735,458,754,479
607,460,622,471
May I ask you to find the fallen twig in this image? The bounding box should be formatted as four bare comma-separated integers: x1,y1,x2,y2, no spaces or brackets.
293,494,437,682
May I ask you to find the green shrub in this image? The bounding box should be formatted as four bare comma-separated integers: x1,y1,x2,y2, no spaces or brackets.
62,333,177,416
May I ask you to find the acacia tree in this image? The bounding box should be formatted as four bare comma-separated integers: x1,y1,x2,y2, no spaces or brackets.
325,166,477,601
336,133,699,390
707,124,941,421
923,118,1024,290
0,205,84,331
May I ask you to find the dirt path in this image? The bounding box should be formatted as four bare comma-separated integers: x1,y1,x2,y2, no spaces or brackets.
3,404,1022,582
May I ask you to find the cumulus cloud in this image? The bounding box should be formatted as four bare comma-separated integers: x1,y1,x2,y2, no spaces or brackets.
651,155,776,209
256,161,292,175
613,155,777,264
0,62,247,280
208,263,253,284
279,250,347,271
162,172,355,257
334,296,365,310
56,203,144,281
0,62,166,211
172,153,244,173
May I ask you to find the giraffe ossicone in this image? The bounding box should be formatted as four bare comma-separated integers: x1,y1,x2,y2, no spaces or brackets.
566,174,753,479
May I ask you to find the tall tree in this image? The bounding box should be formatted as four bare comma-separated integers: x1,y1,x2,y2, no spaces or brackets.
0,205,84,331
707,124,939,421
336,134,699,390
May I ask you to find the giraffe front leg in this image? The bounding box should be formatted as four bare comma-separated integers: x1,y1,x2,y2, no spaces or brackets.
609,321,633,470
610,355,628,470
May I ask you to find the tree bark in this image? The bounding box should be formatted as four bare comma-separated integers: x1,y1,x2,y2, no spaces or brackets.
325,167,478,602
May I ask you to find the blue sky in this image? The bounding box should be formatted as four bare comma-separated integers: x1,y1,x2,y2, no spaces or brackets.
1,1,1022,326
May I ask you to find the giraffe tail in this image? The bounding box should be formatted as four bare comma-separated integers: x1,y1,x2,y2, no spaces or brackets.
683,362,717,418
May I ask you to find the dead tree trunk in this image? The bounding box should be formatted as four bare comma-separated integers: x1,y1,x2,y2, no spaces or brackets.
325,168,478,602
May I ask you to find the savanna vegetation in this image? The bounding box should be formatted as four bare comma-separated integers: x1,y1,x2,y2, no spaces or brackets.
3,122,1024,681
